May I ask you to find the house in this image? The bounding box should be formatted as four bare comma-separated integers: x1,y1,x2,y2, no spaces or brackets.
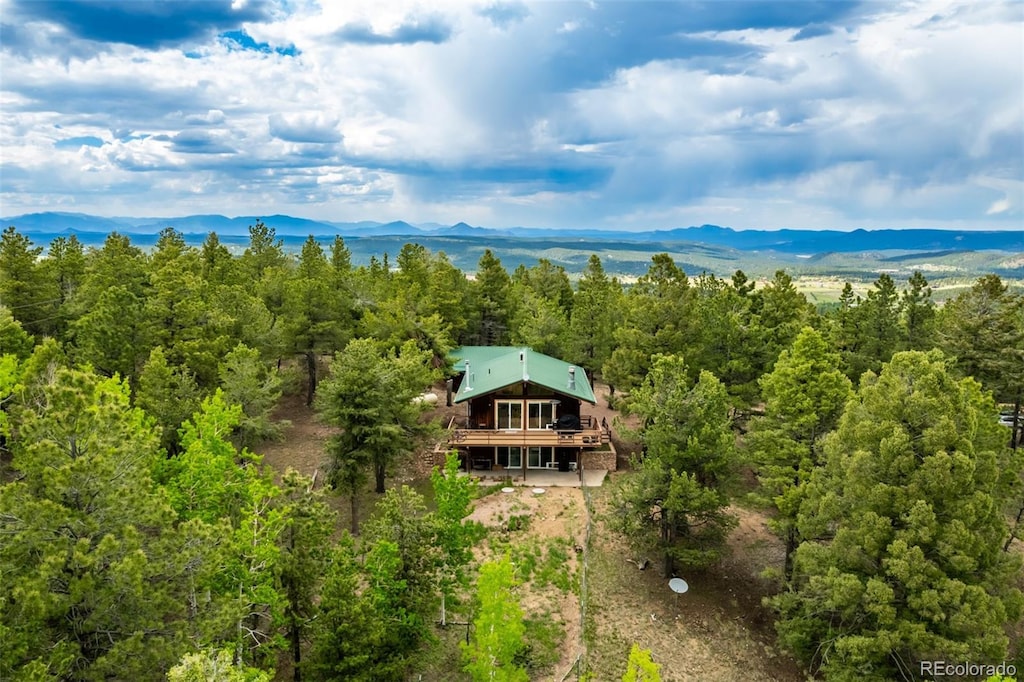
445,346,614,478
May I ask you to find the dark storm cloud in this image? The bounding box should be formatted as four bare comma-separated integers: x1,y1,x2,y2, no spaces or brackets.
8,0,276,48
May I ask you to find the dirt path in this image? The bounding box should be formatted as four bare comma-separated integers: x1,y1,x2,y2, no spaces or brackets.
258,392,333,481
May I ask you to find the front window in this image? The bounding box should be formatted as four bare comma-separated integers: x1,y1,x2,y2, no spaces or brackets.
496,401,523,430
527,401,556,429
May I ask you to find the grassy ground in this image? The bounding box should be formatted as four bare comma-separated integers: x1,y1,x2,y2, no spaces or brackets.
581,475,805,681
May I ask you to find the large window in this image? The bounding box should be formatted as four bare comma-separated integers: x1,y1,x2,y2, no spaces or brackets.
527,446,555,469
527,401,556,430
496,446,522,468
496,401,523,430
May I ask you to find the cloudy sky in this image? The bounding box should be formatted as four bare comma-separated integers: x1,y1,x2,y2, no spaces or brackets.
1,0,1021,231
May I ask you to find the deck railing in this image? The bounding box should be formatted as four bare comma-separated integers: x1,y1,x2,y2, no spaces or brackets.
448,414,610,448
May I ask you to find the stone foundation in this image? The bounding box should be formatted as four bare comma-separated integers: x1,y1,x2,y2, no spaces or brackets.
581,443,617,472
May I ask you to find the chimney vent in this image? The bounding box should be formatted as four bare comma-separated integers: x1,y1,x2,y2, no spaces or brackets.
568,366,576,390
464,360,472,391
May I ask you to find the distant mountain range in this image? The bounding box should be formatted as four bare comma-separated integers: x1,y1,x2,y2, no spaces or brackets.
4,211,1023,254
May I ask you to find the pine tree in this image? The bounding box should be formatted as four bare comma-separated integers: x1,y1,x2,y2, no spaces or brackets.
603,254,692,395
749,326,852,580
284,236,348,405
137,346,203,454
0,226,57,337
611,356,736,572
900,271,936,351
567,255,621,379
0,369,194,680
315,339,436,496
276,470,335,681
218,343,287,448
306,538,374,680
772,351,1023,680
471,249,513,345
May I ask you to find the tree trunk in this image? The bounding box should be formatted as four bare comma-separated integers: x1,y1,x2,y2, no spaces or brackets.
374,461,386,494
304,352,317,406
1011,393,1021,452
350,491,359,535
291,615,301,682
287,525,303,682
661,509,674,577
1004,501,1024,552
784,526,798,582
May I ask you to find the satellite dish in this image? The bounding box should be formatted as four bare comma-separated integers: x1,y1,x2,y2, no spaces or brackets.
668,578,689,594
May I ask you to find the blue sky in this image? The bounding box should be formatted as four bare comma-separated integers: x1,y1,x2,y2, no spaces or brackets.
1,0,1021,231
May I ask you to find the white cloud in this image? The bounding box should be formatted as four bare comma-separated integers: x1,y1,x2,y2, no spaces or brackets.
0,0,1021,230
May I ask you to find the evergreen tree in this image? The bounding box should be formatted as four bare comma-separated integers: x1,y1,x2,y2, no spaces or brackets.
137,346,203,454
0,369,193,680
0,304,34,360
361,485,444,629
39,234,86,339
749,326,852,580
939,275,1024,407
510,285,568,356
199,232,237,286
284,236,348,405
900,270,936,351
749,269,815,379
307,536,393,681
772,351,1023,680
611,356,736,572
70,233,151,385
567,255,621,379
276,470,335,682
603,254,692,395
218,343,287,448
689,272,760,407
471,249,513,345
0,226,57,337
315,339,436,496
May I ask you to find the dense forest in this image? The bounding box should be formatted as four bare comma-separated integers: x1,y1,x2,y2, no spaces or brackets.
1,221,1022,681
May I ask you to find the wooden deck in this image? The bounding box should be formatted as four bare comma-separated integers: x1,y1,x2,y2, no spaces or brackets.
447,419,610,448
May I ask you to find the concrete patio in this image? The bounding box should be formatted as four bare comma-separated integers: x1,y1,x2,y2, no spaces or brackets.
467,468,608,487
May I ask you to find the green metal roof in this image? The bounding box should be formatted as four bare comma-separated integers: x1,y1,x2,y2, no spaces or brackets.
449,346,597,405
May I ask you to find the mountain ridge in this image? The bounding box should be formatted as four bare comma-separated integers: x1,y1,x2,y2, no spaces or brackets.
4,211,1022,253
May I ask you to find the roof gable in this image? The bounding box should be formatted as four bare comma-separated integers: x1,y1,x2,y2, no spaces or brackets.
449,346,597,404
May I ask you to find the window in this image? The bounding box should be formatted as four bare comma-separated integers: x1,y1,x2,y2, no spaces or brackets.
527,401,556,429
496,446,522,468
496,401,523,430
527,446,554,468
